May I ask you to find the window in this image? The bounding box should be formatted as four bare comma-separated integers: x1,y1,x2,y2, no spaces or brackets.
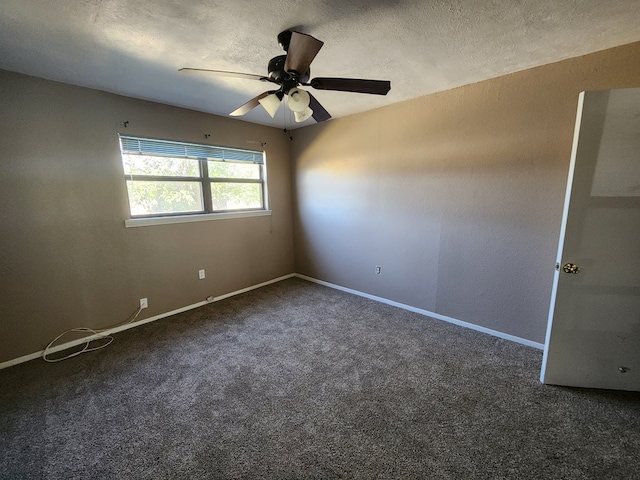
119,136,266,219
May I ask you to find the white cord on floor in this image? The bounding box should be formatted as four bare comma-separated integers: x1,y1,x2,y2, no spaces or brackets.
42,305,143,363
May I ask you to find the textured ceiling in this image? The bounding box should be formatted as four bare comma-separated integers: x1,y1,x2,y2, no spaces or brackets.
1,0,639,129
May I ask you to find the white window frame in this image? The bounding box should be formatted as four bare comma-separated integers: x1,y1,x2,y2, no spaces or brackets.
119,136,270,227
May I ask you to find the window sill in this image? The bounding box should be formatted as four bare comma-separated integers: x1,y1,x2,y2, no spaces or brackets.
124,210,271,228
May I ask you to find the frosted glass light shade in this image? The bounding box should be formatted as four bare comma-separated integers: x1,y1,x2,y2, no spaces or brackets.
294,106,313,123
287,88,310,113
259,93,281,118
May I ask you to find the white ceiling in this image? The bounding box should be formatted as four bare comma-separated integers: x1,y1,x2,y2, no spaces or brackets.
1,0,639,129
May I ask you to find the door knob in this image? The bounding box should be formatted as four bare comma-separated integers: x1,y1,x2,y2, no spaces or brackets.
563,263,580,274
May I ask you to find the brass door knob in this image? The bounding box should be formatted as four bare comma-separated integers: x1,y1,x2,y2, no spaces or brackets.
563,263,580,274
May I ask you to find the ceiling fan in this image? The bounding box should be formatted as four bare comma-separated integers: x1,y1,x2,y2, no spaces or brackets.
179,30,391,123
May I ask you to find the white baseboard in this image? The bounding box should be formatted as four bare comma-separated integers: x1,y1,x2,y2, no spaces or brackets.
213,274,296,302
0,271,541,370
0,273,297,370
294,274,544,350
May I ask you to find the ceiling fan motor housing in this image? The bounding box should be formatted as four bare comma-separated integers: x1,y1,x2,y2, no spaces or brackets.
277,30,292,52
267,55,287,83
267,55,310,91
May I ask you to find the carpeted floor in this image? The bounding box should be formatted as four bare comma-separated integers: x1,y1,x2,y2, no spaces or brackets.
1,277,639,479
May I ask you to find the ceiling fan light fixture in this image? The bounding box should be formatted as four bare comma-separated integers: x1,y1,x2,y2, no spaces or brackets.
258,93,281,118
287,87,310,113
294,106,313,123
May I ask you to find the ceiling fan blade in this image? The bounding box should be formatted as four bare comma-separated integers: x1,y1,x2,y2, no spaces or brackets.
308,93,332,123
284,32,324,76
179,68,267,82
309,77,391,95
230,91,273,116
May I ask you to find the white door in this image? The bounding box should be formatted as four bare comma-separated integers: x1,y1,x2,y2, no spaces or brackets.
540,88,640,391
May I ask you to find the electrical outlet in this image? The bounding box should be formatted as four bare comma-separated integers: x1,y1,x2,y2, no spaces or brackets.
140,298,148,309
375,266,382,275
198,269,206,280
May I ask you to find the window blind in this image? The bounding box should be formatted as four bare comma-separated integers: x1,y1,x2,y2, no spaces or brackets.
119,136,263,164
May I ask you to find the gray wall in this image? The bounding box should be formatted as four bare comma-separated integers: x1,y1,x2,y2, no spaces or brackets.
291,42,640,344
0,70,294,363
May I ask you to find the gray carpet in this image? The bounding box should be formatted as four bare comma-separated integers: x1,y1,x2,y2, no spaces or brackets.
1,277,639,479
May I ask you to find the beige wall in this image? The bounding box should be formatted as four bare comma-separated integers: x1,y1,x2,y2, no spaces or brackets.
2,41,639,364
0,70,294,363
291,42,640,344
